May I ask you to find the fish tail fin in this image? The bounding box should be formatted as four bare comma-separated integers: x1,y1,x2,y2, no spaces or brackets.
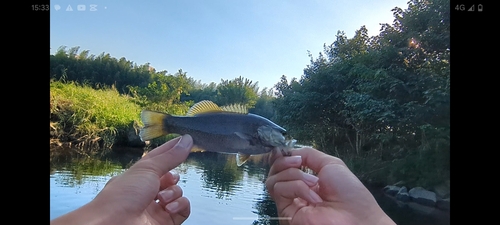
139,110,169,141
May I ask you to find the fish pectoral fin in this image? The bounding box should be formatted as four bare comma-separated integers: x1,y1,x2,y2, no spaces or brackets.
234,132,253,141
235,132,258,145
236,153,251,166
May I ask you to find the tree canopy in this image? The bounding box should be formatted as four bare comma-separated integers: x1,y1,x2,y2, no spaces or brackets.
273,0,449,187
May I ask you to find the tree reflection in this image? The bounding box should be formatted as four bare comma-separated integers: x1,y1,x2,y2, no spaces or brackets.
252,192,279,225
50,157,123,187
189,152,244,199
243,153,272,181
251,164,279,225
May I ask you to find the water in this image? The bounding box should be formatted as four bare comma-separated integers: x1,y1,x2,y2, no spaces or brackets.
50,151,449,225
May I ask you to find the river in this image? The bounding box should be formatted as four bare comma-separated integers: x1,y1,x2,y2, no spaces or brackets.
50,150,450,225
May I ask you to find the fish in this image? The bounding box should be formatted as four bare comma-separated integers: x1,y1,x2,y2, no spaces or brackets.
139,100,296,166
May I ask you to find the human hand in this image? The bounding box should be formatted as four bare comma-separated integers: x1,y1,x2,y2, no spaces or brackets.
266,147,396,225
51,134,194,225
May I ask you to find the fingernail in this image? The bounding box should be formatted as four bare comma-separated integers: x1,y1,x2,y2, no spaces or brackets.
165,201,179,212
159,190,174,202
284,155,302,165
170,170,180,183
309,190,323,203
175,135,192,150
303,173,319,186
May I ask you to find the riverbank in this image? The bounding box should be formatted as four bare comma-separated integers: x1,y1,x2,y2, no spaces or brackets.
381,184,450,214
371,187,450,225
50,80,143,152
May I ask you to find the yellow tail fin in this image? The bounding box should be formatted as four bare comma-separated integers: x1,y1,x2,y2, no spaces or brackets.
139,110,168,141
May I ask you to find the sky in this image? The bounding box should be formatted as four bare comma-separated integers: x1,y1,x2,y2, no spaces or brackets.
50,0,409,90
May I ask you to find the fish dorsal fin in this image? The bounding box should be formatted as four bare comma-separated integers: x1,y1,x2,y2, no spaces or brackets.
186,100,222,116
236,153,251,166
220,104,248,114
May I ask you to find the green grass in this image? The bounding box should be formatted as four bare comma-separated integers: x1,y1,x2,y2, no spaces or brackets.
50,80,142,149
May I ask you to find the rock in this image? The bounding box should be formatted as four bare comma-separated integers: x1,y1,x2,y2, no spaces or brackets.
432,183,450,199
127,128,145,147
383,185,400,196
436,198,450,211
409,187,437,207
396,186,410,202
125,121,149,147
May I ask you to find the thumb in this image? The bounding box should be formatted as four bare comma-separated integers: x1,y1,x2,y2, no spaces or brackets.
132,134,193,177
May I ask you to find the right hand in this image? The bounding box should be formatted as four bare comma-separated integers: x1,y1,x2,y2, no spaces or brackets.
266,147,396,225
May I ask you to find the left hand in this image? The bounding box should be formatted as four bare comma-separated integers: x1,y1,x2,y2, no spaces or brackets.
51,134,194,225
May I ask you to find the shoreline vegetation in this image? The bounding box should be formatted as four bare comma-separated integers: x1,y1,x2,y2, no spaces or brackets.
50,0,449,210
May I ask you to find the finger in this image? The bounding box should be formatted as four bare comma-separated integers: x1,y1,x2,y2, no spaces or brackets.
104,174,120,187
293,148,371,202
290,147,347,173
166,197,191,225
274,180,323,204
131,134,193,178
268,155,303,177
267,148,281,165
157,185,183,208
159,170,180,191
316,163,371,203
266,167,319,195
141,136,182,159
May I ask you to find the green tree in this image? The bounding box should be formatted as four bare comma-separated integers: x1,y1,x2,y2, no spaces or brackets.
180,78,218,103
249,88,276,120
273,0,449,188
215,76,259,109
50,46,154,93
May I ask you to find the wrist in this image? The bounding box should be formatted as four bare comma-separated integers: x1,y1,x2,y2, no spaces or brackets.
51,197,119,225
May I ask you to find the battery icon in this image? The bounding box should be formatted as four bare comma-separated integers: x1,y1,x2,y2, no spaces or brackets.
478,4,483,12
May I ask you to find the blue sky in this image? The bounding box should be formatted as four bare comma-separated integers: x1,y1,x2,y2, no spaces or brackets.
50,0,409,90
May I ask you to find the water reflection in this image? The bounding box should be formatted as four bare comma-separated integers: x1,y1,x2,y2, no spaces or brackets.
50,150,449,225
188,153,244,200
50,158,124,187
252,189,280,225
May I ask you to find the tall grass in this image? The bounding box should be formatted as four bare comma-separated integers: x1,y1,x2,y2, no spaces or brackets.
50,80,142,151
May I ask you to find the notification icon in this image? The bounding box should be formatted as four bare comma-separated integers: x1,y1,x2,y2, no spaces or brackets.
54,4,61,11
77,5,86,11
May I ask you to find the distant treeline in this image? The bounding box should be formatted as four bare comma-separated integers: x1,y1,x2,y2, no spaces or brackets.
50,0,449,188
50,46,276,118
